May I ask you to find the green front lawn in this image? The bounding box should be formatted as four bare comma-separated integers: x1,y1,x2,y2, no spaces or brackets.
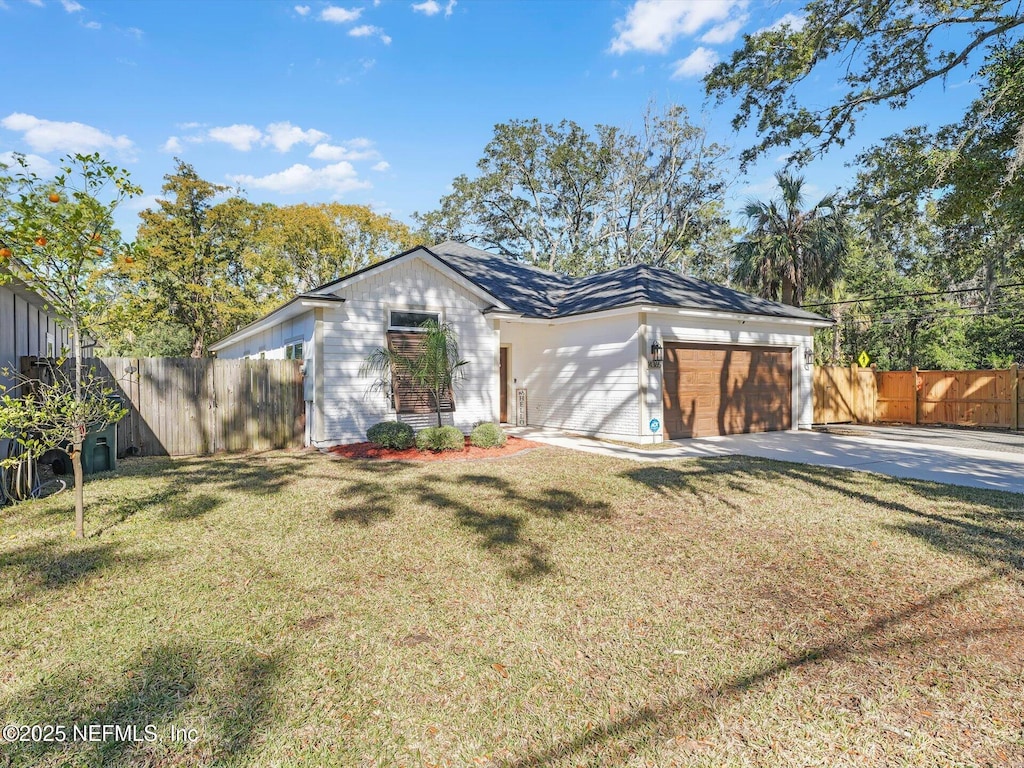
1,448,1022,767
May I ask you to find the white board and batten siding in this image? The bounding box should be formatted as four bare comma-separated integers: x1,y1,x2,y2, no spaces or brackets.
315,256,498,445
645,313,817,436
500,313,641,443
214,314,315,362
1,278,72,453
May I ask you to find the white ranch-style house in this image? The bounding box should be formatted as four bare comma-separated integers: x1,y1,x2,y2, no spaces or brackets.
210,241,831,446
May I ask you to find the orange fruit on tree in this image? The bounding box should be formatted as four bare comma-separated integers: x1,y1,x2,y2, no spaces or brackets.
94,247,104,256
125,255,135,264
48,193,60,203
0,247,12,259
91,233,102,241
34,236,47,247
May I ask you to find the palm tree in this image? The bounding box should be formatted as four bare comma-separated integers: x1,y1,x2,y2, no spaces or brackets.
733,171,847,307
362,320,468,427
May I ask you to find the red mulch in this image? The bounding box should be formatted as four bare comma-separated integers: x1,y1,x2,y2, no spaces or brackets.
327,436,544,462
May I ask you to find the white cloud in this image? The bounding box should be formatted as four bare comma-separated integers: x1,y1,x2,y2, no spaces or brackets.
0,113,134,155
294,4,310,15
412,0,440,15
757,12,806,34
349,24,391,43
124,26,144,39
309,140,379,162
0,152,57,177
320,5,361,23
25,0,43,6
161,136,184,153
61,0,83,12
700,15,747,44
230,161,371,196
671,46,719,78
84,20,101,29
371,160,390,172
207,124,263,151
412,1,457,18
263,121,328,152
611,0,746,54
178,121,204,130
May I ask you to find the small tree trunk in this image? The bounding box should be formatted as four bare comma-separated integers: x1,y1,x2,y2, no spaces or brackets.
72,436,85,539
72,321,86,539
831,305,843,363
191,332,205,359
436,389,443,427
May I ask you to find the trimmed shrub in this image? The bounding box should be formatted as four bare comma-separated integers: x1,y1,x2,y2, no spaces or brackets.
366,421,415,450
470,422,507,448
416,425,465,452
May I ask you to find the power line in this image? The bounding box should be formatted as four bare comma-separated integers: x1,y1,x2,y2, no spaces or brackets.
800,280,1024,308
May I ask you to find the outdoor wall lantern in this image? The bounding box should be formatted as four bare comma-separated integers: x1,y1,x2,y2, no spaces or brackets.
804,346,814,369
650,341,662,369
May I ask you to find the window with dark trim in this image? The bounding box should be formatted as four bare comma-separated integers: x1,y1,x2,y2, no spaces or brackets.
387,331,454,415
285,341,304,360
389,310,439,331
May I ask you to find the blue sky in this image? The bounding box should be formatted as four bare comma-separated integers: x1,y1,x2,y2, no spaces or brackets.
0,0,985,238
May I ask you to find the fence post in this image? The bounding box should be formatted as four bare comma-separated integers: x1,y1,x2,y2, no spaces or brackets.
911,366,919,425
1012,362,1019,431
851,362,860,423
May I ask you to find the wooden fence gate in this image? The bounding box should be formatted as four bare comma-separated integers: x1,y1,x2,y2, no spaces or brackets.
21,356,305,456
813,365,877,424
814,364,1022,430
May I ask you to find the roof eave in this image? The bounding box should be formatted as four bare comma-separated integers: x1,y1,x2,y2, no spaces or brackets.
209,295,344,353
640,305,834,328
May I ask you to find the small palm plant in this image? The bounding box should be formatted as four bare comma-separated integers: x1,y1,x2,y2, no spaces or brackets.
362,320,468,427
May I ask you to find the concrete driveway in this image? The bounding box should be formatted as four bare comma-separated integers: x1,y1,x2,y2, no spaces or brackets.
509,426,1024,496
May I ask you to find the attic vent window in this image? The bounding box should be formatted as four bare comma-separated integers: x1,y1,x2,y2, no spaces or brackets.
389,310,439,331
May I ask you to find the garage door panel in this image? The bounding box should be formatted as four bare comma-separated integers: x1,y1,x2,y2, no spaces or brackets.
663,343,792,439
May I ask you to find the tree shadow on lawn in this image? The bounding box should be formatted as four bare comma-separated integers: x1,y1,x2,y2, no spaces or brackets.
163,454,305,497
2,641,284,768
0,540,158,610
498,569,1021,767
332,478,399,526
625,456,1024,577
778,463,1024,577
625,458,793,514
418,473,614,582
328,464,614,582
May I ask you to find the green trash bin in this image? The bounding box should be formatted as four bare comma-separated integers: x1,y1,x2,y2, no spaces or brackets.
81,421,117,475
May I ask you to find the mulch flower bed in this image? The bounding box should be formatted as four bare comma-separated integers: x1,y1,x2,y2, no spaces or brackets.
327,436,543,462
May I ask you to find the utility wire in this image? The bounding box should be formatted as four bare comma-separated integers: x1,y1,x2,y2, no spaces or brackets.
800,280,1024,308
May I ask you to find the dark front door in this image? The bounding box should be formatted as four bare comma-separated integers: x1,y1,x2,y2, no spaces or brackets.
500,347,509,423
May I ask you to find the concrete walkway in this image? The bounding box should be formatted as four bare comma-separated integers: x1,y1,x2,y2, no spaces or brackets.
508,427,1024,496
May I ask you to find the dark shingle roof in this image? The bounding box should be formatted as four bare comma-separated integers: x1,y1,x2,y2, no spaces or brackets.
429,241,827,323
425,241,570,317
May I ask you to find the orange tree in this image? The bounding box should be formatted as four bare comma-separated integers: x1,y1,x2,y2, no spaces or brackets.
0,152,140,538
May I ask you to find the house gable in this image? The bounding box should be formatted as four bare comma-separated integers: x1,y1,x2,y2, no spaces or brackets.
313,252,500,445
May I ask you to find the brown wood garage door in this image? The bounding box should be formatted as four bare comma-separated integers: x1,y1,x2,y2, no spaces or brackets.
663,343,792,438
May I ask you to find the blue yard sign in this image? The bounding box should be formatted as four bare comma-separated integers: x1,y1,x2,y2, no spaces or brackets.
649,418,661,433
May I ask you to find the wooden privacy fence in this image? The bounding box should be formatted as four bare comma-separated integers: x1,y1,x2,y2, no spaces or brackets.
814,364,1022,430
20,356,305,456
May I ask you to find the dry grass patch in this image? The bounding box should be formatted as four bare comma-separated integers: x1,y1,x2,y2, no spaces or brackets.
0,448,1022,766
